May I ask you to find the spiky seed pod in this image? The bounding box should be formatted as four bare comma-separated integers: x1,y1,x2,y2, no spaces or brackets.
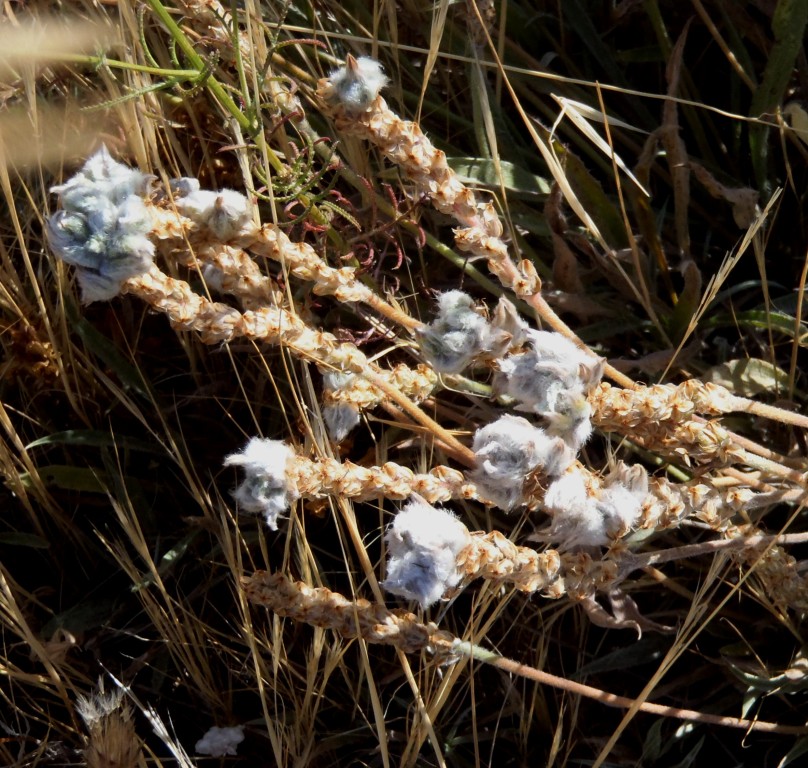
287,455,478,505
470,415,575,510
317,64,541,296
321,364,438,441
736,537,808,612
383,500,472,608
122,263,370,370
76,686,142,768
590,379,738,432
243,570,456,654
183,243,281,310
639,476,752,533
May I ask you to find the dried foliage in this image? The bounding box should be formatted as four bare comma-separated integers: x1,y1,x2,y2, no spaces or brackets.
2,1,808,766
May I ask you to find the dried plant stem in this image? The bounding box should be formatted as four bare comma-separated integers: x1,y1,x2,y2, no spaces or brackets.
239,224,422,331
151,203,422,331
122,265,472,463
460,643,808,735
625,530,808,572
318,87,632,388
592,379,808,438
243,570,455,654
244,571,807,735
288,454,479,504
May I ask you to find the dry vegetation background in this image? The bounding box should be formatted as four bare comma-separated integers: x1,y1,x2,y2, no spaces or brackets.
2,0,808,766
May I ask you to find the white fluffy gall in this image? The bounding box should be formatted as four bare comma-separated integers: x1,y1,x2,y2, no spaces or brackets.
223,438,297,530
383,499,470,608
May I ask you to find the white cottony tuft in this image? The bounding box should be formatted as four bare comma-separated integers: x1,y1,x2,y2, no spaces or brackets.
172,182,253,240
417,290,490,373
322,371,361,442
471,415,575,510
224,438,297,530
322,55,388,114
48,146,155,302
383,499,471,608
544,463,648,549
482,296,530,357
323,402,361,443
494,330,604,450
195,725,245,757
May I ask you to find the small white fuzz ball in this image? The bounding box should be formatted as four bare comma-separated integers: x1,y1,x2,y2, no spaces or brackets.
471,415,574,510
482,296,530,357
224,438,297,530
322,371,361,442
494,330,604,449
417,290,490,373
544,464,648,549
323,403,361,443
195,725,245,757
48,146,155,302
384,499,471,608
323,55,388,114
173,185,252,240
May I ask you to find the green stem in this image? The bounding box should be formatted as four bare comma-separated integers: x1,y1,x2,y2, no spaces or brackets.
143,0,287,177
55,53,199,78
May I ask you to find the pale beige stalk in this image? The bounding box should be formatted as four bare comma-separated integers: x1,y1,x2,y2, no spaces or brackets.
318,87,541,297
458,531,563,594
122,264,472,461
243,570,455,654
287,454,478,504
591,379,808,435
322,363,437,410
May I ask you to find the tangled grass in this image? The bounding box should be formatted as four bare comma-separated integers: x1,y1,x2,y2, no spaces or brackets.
2,1,808,765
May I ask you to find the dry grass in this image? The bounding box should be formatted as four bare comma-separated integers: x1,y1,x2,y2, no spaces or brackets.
2,1,808,766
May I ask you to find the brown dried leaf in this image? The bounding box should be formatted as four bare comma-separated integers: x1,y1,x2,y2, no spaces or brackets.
690,160,760,228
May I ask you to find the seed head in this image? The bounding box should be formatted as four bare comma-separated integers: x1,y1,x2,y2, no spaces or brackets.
544,463,648,549
172,181,253,240
195,725,245,757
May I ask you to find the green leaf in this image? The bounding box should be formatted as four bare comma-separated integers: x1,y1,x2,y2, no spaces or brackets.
447,157,551,196
703,309,808,342
65,300,150,397
0,533,50,549
748,0,808,192
21,465,108,493
703,358,790,398
26,429,161,454
41,598,117,638
778,736,808,767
